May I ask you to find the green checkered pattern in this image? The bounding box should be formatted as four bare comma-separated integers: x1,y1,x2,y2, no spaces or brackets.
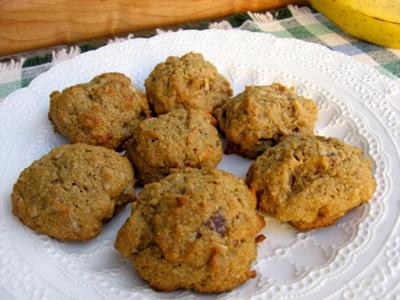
0,6,399,102
243,9,400,80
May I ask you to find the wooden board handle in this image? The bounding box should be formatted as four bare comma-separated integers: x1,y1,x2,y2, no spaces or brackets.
0,0,307,56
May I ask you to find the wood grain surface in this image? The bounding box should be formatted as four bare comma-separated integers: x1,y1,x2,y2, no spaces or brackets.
0,0,307,55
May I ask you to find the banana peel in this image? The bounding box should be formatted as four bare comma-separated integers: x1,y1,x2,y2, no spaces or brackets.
345,0,400,24
310,0,400,48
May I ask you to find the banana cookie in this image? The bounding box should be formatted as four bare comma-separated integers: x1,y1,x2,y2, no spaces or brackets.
12,144,135,241
125,109,222,184
247,134,376,230
215,84,318,158
49,72,151,149
145,52,232,115
115,168,265,293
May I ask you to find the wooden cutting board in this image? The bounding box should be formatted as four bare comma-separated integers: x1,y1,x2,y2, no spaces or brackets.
0,0,307,56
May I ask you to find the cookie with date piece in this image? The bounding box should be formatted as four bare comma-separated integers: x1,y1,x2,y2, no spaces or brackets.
115,168,265,293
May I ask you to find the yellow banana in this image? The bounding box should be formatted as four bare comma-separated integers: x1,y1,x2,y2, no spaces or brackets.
310,0,400,48
345,0,400,23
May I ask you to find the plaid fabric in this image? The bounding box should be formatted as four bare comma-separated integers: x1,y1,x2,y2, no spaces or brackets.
0,5,399,102
244,7,400,81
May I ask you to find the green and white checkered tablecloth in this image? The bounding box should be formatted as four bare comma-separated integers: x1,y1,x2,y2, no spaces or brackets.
0,5,399,102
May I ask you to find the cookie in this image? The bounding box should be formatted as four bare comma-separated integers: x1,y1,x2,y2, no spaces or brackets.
115,168,265,293
49,72,151,150
11,144,135,241
247,134,376,230
214,84,318,158
145,52,232,115
125,109,222,184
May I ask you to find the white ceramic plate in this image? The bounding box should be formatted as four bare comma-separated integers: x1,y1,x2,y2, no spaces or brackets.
0,30,399,300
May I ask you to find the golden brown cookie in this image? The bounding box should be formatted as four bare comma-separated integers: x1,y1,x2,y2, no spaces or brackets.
125,109,222,184
49,72,151,150
215,84,318,158
144,52,232,115
246,134,376,231
115,168,265,293
11,144,135,241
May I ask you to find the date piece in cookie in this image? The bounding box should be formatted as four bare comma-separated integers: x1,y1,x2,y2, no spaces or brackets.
247,134,376,230
215,84,318,158
12,144,135,241
49,72,151,149
125,109,222,184
115,168,265,293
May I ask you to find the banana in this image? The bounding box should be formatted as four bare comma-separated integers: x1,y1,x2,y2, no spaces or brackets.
345,0,400,23
310,0,400,48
